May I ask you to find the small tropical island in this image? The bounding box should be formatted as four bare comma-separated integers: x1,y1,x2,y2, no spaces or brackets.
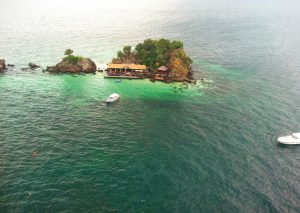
3,38,194,83
107,38,194,82
46,49,96,73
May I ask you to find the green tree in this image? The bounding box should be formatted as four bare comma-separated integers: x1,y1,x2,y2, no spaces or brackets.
171,41,183,49
117,51,124,59
123,46,132,57
64,49,74,56
62,49,83,65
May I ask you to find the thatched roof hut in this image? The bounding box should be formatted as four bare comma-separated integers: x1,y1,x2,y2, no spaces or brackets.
107,64,146,71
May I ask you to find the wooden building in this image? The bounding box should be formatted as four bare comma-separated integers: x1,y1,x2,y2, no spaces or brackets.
157,66,168,72
107,64,147,77
154,66,170,81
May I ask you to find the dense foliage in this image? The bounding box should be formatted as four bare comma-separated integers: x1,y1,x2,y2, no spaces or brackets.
115,46,138,64
112,38,192,70
63,49,83,65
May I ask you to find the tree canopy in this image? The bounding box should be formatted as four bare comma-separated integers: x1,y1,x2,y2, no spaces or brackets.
63,49,83,65
112,38,191,70
64,49,74,56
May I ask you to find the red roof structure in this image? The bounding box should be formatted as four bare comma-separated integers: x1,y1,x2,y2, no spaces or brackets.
157,66,168,72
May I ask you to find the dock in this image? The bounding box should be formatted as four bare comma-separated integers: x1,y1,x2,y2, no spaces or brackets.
104,75,144,79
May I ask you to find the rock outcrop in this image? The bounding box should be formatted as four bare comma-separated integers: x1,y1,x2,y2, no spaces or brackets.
28,63,40,69
168,49,193,81
47,58,96,73
0,59,6,71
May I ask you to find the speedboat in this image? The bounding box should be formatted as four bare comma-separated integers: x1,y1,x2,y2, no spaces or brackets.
105,93,120,103
277,132,300,145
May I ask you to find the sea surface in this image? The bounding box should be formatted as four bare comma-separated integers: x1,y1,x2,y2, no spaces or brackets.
0,0,300,212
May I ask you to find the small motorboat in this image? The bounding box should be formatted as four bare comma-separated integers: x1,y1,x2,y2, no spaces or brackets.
105,93,120,103
277,132,300,145
97,64,108,72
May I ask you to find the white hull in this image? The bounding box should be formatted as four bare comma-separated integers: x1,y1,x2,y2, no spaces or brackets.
278,133,300,145
105,93,120,103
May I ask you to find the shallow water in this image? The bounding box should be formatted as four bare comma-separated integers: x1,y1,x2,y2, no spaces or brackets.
0,0,300,212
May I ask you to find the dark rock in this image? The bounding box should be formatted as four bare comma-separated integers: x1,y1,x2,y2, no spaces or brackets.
78,58,97,73
46,66,58,72
28,63,40,69
47,58,96,73
0,59,6,71
54,62,82,73
7,64,15,67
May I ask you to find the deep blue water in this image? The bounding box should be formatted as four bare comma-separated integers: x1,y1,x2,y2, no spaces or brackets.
0,0,300,212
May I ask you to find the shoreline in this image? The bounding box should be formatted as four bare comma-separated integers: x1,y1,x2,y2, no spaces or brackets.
1,39,195,83
0,62,197,84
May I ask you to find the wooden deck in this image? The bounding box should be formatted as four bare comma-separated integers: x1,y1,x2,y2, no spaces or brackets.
104,75,144,79
154,76,165,81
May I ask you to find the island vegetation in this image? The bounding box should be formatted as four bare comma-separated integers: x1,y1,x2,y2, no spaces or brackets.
110,38,193,82
63,49,84,65
3,39,194,82
46,49,96,73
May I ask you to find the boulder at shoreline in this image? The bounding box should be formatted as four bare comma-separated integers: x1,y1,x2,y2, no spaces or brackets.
0,59,6,71
28,63,40,69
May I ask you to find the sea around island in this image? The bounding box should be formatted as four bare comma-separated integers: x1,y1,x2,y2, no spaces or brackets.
0,62,214,102
1,0,300,212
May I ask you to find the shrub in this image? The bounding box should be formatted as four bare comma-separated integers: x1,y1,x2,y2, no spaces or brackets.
62,49,83,65
63,55,83,65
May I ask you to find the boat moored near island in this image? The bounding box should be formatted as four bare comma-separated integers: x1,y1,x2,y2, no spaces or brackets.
97,64,108,72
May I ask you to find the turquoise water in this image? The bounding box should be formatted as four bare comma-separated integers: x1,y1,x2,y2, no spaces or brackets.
1,0,300,212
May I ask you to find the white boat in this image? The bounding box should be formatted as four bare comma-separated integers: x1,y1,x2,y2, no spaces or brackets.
97,64,108,72
277,132,300,145
105,93,120,103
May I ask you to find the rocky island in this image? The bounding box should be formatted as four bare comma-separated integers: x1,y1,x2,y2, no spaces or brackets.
0,59,6,72
107,38,193,82
3,39,194,83
46,49,96,73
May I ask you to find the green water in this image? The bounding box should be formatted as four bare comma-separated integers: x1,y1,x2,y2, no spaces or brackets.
1,0,300,212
